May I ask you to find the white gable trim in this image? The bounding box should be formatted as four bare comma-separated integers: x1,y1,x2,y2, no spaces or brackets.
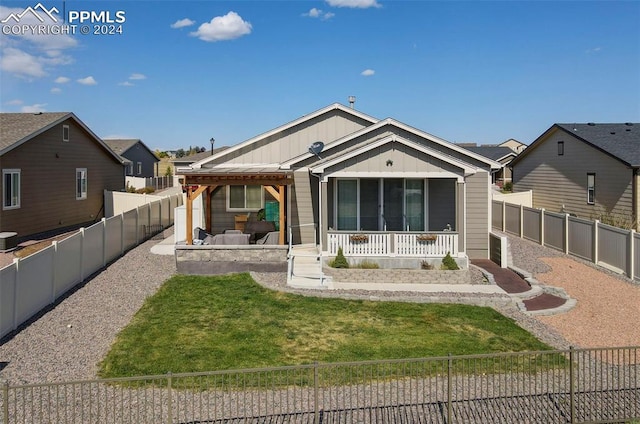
310,134,478,176
286,118,503,170
190,103,378,169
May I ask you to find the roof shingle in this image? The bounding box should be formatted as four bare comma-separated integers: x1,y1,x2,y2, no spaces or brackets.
0,112,70,152
556,123,640,167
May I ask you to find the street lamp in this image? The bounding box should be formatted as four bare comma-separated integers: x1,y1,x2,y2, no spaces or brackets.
210,137,215,155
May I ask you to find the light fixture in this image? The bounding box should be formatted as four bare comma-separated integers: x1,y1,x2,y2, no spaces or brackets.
210,137,215,155
386,159,393,167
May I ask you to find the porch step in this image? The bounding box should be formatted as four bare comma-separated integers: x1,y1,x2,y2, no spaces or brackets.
288,245,328,288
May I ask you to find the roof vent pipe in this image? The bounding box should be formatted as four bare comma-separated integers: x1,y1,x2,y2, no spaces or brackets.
348,95,356,109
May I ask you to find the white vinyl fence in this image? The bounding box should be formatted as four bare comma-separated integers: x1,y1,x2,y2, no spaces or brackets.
492,200,639,282
0,193,183,340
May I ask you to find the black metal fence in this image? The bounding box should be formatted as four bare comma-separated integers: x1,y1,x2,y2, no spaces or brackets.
2,346,638,423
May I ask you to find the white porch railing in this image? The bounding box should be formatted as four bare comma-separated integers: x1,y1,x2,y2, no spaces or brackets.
327,232,458,257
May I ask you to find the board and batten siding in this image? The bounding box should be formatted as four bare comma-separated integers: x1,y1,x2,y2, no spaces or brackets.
209,110,372,166
465,171,490,259
513,129,634,221
0,119,124,238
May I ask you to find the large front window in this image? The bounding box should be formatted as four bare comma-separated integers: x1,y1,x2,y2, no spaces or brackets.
334,178,426,231
3,169,20,209
228,185,263,210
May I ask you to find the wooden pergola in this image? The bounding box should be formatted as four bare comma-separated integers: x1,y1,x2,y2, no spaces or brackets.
182,170,294,245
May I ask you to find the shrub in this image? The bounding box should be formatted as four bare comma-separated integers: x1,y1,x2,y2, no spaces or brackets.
135,186,156,194
441,252,460,270
501,182,513,192
330,247,349,268
421,260,434,270
356,260,379,269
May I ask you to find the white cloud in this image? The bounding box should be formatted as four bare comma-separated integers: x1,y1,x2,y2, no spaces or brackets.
50,87,62,94
129,73,146,80
6,99,23,105
586,47,602,54
77,76,97,85
326,0,381,8
54,76,70,83
0,6,76,78
170,18,195,29
118,81,134,87
190,11,252,42
21,103,47,113
361,69,375,76
0,47,46,77
303,8,335,20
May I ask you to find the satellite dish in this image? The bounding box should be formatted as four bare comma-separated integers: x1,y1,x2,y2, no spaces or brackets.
308,141,324,159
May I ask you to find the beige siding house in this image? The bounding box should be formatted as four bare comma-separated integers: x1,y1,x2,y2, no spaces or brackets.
0,113,125,239
180,103,502,261
511,123,639,229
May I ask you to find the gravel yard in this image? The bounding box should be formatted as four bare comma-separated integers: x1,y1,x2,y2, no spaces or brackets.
1,230,637,386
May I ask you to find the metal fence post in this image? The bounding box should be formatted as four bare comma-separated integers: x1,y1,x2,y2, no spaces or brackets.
314,362,319,424
2,381,8,424
569,346,575,424
447,353,453,424
167,372,173,424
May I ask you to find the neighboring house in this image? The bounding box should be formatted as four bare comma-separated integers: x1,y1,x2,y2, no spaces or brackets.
510,123,640,229
0,112,125,239
103,138,159,178
499,138,527,154
461,145,517,186
179,103,502,260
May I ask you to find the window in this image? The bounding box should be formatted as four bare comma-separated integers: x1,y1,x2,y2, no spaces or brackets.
337,179,358,230
136,162,142,175
587,173,595,204
62,125,69,142
76,168,87,200
227,185,263,210
2,169,20,209
557,141,564,156
126,163,133,175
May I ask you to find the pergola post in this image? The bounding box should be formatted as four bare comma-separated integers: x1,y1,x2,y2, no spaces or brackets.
264,185,286,245
185,185,209,245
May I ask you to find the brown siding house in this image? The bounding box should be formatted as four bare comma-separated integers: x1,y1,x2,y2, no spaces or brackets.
0,112,125,239
510,123,639,229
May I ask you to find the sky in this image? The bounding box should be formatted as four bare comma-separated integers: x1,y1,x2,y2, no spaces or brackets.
1,0,639,152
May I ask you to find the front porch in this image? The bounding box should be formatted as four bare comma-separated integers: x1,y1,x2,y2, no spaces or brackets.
326,230,459,257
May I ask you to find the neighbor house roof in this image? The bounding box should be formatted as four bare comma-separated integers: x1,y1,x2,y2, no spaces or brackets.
0,112,124,164
511,123,640,168
462,145,516,162
103,138,159,161
172,147,229,165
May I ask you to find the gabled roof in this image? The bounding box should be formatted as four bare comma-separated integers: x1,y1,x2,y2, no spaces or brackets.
284,118,503,170
103,138,159,161
462,145,516,162
0,112,124,164
511,123,640,168
309,133,479,176
191,103,379,168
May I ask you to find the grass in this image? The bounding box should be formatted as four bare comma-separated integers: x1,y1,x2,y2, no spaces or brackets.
99,273,554,380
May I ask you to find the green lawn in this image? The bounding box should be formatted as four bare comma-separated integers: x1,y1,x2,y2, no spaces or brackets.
99,273,552,378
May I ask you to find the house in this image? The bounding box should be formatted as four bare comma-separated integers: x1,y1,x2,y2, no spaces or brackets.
461,145,518,186
510,123,640,229
103,138,159,178
0,112,125,239
499,138,527,154
179,103,502,261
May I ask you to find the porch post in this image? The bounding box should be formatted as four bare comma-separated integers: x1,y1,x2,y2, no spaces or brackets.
205,187,212,233
456,181,465,254
186,186,193,245
320,180,328,251
279,185,286,245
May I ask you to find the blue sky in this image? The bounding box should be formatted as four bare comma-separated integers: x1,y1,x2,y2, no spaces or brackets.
1,0,639,151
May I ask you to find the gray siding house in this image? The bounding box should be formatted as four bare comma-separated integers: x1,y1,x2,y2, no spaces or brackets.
0,113,125,239
104,139,159,178
180,103,501,260
510,123,640,229
460,145,517,186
